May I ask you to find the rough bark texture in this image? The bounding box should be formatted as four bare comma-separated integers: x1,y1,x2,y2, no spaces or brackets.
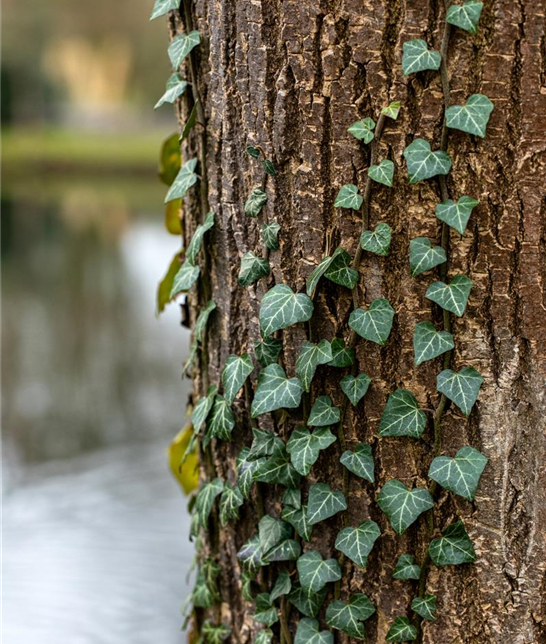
171,1,546,642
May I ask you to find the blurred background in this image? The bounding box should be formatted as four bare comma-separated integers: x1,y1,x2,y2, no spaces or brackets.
2,0,194,642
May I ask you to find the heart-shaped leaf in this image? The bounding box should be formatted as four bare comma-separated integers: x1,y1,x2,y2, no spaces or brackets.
254,337,282,367
306,247,345,297
283,488,301,509
328,338,355,367
429,446,487,501
261,222,280,250
204,395,235,446
324,249,359,289
447,0,483,33
201,621,230,644
335,521,381,566
244,187,268,217
253,446,302,488
288,584,327,618
402,39,441,75
258,515,292,554
360,223,392,256
238,252,270,286
248,428,283,461
150,0,180,20
186,210,215,264
297,550,342,593
192,385,218,432
168,30,200,68
386,616,417,642
222,353,253,404
435,196,479,235
192,568,216,608
295,618,333,644
308,396,340,427
287,427,337,476
382,101,401,120
426,275,472,317
194,299,216,342
403,139,452,184
334,184,363,210
307,483,347,525
296,340,333,391
446,94,493,137
282,490,313,540
429,521,476,565
325,594,376,639
263,539,301,563
251,364,303,417
413,321,454,366
340,443,374,482
236,447,265,499
377,479,434,534
269,572,291,603
437,366,483,415
170,261,200,296
246,145,260,158
259,284,314,337
411,594,437,621
340,373,371,406
219,482,244,526
379,389,426,437
165,158,198,203
348,117,375,143
255,630,273,644
237,534,265,569
369,159,394,187
262,159,277,176
254,593,278,626
409,237,447,276
393,554,421,580
154,73,187,109
195,478,224,528
349,298,395,345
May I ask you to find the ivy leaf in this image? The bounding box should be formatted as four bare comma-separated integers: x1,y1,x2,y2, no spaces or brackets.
379,388,426,438
201,620,230,644
447,0,483,33
261,222,280,250
409,237,447,276
328,338,355,367
219,482,244,526
437,366,483,415
238,251,270,287
435,196,479,235
287,427,336,476
150,0,179,20
307,483,347,525
360,223,392,256
168,30,200,69
262,159,277,176
382,101,401,120
335,521,381,567
413,322,454,366
251,364,304,417
237,534,265,569
334,184,363,210
254,337,282,367
186,211,215,264
295,618,333,644
308,396,340,427
244,188,268,217
393,554,421,580
306,247,346,298
282,502,313,541
192,569,215,608
446,94,493,137
180,102,198,144
369,159,394,187
325,594,376,640
192,385,218,432
412,594,437,621
402,39,441,75
254,593,278,627
429,521,476,565
295,340,333,392
263,539,301,562
429,446,487,501
386,616,417,642
222,353,253,404
165,158,198,203
288,584,327,618
324,249,359,289
270,572,292,603
170,261,199,296
204,395,235,446
426,275,472,317
349,298,395,345
253,446,302,488
236,447,265,499
255,630,273,644
297,550,342,593
348,118,375,143
340,443,374,482
246,145,261,159
154,73,187,109
377,480,434,534
340,374,371,407
259,284,314,337
195,478,224,528
283,488,302,509
248,428,283,461
404,139,452,184
194,299,216,342
258,515,292,554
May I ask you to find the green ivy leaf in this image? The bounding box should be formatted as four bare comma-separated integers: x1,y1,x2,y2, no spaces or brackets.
413,322,454,366
325,594,376,640
244,188,268,217
170,261,200,296
379,389,426,438
179,102,198,143
248,428,283,461
307,483,347,525
369,159,394,187
324,249,359,289
306,247,346,297
429,446,487,501
236,447,265,499
254,593,278,626
404,139,452,184
270,572,292,603
287,427,336,476
192,569,215,608
219,482,244,526
263,539,301,562
437,366,483,415
168,30,200,68
186,211,215,264
283,488,302,509
251,364,304,417
237,534,264,569
334,184,363,210
393,554,421,580
253,446,302,487
435,196,479,235
377,479,434,534
446,94,493,137
258,515,292,554
328,339,355,367
192,385,218,432
282,503,312,541
349,298,395,345
165,158,198,203
204,395,235,445
222,353,253,404
402,39,441,75
246,145,261,159
340,443,374,481
255,630,273,644
340,373,371,407
261,222,280,250
447,0,483,33
409,237,447,276
295,340,333,392
254,337,282,367
195,478,224,528
360,223,392,256
201,620,230,644
308,396,340,427
386,616,417,642
288,584,327,618
412,594,437,621
382,101,401,120
335,521,381,567
295,618,333,644
238,251,270,287
259,284,314,337
429,521,476,565
262,159,277,176
154,73,187,109
426,275,472,317
348,118,376,143
297,550,342,593
150,0,179,20
194,299,216,342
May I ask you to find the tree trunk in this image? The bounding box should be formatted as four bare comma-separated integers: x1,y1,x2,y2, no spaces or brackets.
169,1,546,642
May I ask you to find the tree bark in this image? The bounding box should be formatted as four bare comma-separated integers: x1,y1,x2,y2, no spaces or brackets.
170,1,546,642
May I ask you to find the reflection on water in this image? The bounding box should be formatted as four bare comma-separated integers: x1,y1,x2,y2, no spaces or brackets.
2,173,194,643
